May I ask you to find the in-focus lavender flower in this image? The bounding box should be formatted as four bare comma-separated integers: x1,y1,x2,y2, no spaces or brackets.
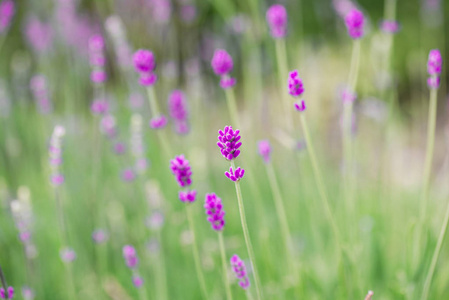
288,70,304,97
258,140,271,163
90,99,109,115
217,126,242,160
179,190,197,203
345,9,365,39
266,4,287,39
170,155,193,188
25,17,53,53
294,100,306,112
92,229,109,244
427,49,442,89
149,115,167,129
60,247,76,262
380,20,400,34
225,167,245,182
168,90,189,134
230,254,250,290
204,193,225,231
0,286,14,299
0,0,14,34
123,245,138,268
211,49,236,89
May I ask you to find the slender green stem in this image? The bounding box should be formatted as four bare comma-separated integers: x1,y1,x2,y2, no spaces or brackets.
420,87,438,221
218,232,233,300
0,266,9,299
230,160,262,300
224,88,240,128
246,290,255,300
156,229,168,300
265,162,297,277
275,39,293,132
146,87,161,116
185,204,209,300
421,198,449,300
384,0,397,20
299,114,341,245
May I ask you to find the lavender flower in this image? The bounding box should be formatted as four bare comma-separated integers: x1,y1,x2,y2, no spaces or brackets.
100,115,117,138
89,34,107,84
211,49,236,89
92,229,109,244
60,247,76,262
134,49,158,87
179,190,197,203
0,287,14,299
30,75,52,114
25,17,53,53
427,49,442,89
49,126,66,186
168,90,189,134
204,193,225,231
258,140,271,163
230,254,250,290
288,70,304,97
133,275,143,288
294,100,306,112
266,4,287,39
0,0,14,34
217,126,242,160
113,142,126,155
121,168,136,182
170,155,193,188
225,167,245,182
21,286,34,300
123,245,138,268
90,99,109,115
345,9,365,39
380,20,400,34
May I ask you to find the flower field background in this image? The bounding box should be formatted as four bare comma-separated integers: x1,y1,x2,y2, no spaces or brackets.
0,0,449,299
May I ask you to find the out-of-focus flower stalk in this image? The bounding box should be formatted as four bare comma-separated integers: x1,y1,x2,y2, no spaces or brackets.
218,232,233,300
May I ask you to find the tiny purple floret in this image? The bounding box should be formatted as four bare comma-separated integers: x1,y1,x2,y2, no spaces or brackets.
179,190,197,203
288,70,304,97
225,166,245,182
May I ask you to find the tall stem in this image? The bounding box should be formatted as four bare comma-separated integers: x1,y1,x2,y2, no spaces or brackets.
265,162,297,277
146,87,161,117
421,198,449,300
230,160,262,300
299,114,341,245
185,204,209,300
224,88,240,128
275,39,293,132
156,229,168,300
420,87,438,221
218,232,233,300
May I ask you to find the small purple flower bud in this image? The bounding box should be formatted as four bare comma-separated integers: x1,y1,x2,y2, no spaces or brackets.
51,174,65,186
133,49,156,73
266,4,288,39
149,115,167,129
204,193,226,231
133,275,144,288
380,20,400,34
121,168,136,182
427,49,442,75
0,0,14,34
230,254,250,290
170,155,193,188
179,190,197,203
211,49,234,76
220,75,237,89
288,70,304,97
114,142,126,155
92,229,109,244
60,247,76,262
217,126,242,160
123,245,138,268
258,140,271,163
345,9,365,39
225,167,245,182
90,69,107,83
139,72,158,87
90,99,109,115
427,76,440,89
168,90,187,121
294,100,306,112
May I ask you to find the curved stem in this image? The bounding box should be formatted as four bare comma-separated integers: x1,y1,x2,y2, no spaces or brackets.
218,232,233,300
230,160,262,300
185,204,209,300
421,198,449,300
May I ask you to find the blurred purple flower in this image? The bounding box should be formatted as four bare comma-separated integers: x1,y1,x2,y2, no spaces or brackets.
179,190,197,203
92,229,109,244
25,17,53,53
345,8,365,39
122,168,136,182
266,4,287,38
60,247,76,262
123,245,138,268
149,115,167,129
90,99,109,115
0,286,14,299
258,140,271,163
380,20,400,34
0,0,14,34
133,275,143,288
168,90,189,134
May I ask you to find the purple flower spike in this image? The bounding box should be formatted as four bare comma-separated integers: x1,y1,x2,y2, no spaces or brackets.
230,254,250,290
345,9,365,39
149,115,167,129
123,245,138,268
258,140,271,163
0,0,14,34
217,126,242,160
294,100,306,112
60,247,76,262
225,167,245,182
139,72,158,87
179,190,197,203
170,155,193,188
91,70,107,83
220,76,237,89
0,286,14,299
427,49,442,76
133,275,144,288
380,20,400,34
204,193,226,231
266,4,288,39
168,90,189,134
90,99,109,115
133,49,156,73
288,70,305,97
211,49,234,76
427,76,440,89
